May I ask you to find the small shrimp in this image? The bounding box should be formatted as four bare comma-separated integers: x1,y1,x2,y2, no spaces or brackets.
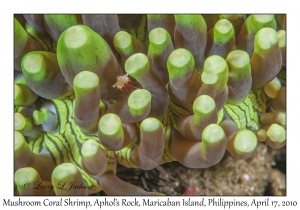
228,84,239,100
141,153,177,182
112,74,136,94
134,143,176,182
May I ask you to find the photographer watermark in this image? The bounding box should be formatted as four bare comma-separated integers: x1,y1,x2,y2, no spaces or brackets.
21,181,95,192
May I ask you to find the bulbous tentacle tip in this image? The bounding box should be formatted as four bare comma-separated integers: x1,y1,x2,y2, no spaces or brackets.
260,112,286,127
98,113,128,151
14,112,43,140
81,139,107,176
14,167,55,196
264,77,281,99
230,129,258,159
14,167,39,195
14,131,31,163
73,71,101,134
255,129,267,142
51,163,88,195
128,89,152,118
202,124,227,146
178,94,218,141
265,124,286,149
14,83,38,106
167,48,195,80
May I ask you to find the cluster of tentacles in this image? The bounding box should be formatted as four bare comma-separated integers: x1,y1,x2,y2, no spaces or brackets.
14,14,286,196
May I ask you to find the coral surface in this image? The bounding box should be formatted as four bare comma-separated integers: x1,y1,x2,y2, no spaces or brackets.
14,14,286,196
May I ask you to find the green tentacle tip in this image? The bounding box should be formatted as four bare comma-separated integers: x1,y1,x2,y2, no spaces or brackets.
14,131,26,152
252,14,274,24
202,124,225,144
51,163,78,182
14,84,21,100
277,113,286,126
81,139,100,159
234,130,257,154
33,108,58,132
264,77,281,98
277,30,286,48
140,117,162,132
149,27,169,46
267,124,286,144
202,55,228,86
214,19,234,43
15,167,39,186
113,31,133,53
220,14,242,20
73,71,99,95
193,95,216,117
254,27,278,51
62,25,87,48
33,110,46,125
167,48,194,79
98,113,123,137
14,83,37,106
22,52,44,75
128,89,151,117
125,53,149,77
174,15,206,30
226,50,250,69
226,50,251,80
81,139,107,175
14,113,26,131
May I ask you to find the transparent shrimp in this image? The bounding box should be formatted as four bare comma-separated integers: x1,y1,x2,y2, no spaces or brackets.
141,153,177,182
134,143,177,182
228,84,240,100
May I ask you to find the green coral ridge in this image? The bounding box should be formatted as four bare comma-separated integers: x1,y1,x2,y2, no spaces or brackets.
14,14,286,196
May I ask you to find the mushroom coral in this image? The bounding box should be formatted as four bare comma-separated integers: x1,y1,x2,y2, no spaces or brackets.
14,14,286,196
